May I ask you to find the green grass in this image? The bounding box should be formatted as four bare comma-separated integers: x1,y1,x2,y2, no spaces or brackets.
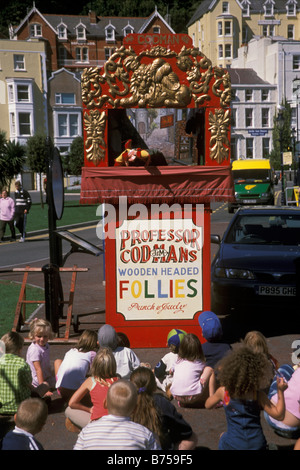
26,201,100,233
0,280,44,337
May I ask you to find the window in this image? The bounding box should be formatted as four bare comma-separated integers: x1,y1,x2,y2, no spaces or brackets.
55,93,75,105
262,138,270,157
245,89,253,101
218,22,223,36
261,108,269,127
245,108,253,127
106,26,115,41
293,55,300,70
264,0,274,16
224,21,231,35
242,0,250,17
58,114,79,137
287,1,296,16
58,47,67,64
269,25,275,36
263,24,275,36
222,2,229,13
76,25,86,41
124,26,133,37
75,47,88,63
231,108,236,127
58,25,67,40
225,44,231,58
8,84,14,102
19,113,31,136
105,48,115,60
17,85,29,102
246,138,254,157
13,54,25,71
288,24,294,39
10,113,16,135
261,89,269,101
153,26,160,34
218,45,223,58
30,23,42,37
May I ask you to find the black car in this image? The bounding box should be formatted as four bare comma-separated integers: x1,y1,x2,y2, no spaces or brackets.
211,206,300,316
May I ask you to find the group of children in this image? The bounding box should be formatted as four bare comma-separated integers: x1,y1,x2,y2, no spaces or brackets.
0,311,299,450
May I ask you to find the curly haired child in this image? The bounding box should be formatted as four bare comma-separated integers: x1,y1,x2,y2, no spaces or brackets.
130,366,197,450
205,345,287,450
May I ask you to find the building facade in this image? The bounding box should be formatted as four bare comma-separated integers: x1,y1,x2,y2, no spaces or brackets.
0,38,48,144
232,36,300,149
11,6,175,74
229,68,277,159
187,0,300,68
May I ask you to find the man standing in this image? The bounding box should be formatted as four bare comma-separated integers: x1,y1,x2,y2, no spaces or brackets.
14,180,32,242
0,189,16,242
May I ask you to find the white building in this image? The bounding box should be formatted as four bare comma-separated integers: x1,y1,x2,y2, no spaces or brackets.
232,36,300,145
229,68,277,159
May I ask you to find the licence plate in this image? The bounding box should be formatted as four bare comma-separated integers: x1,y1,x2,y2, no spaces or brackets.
243,199,256,203
257,286,296,296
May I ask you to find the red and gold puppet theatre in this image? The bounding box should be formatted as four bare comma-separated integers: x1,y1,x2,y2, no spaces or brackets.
80,33,234,347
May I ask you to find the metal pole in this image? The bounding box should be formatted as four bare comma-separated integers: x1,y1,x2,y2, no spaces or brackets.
280,129,286,205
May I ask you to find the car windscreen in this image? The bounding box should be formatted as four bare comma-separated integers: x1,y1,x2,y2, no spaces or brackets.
233,169,271,183
225,214,300,245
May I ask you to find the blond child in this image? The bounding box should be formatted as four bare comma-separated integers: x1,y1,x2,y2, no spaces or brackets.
26,319,58,397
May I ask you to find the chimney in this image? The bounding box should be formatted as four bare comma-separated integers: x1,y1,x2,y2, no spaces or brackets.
89,11,97,24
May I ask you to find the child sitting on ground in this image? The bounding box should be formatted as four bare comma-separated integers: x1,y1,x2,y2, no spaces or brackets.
198,311,231,369
130,366,198,450
65,347,119,431
1,398,48,450
55,329,98,402
0,331,32,439
26,319,60,398
243,330,279,373
154,328,186,395
170,333,215,408
205,345,288,450
73,379,160,450
97,324,140,380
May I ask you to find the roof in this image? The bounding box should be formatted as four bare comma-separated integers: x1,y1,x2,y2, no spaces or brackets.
187,0,300,27
232,159,271,170
228,68,272,86
12,6,175,38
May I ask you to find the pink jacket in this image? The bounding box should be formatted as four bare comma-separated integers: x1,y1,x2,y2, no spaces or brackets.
0,196,15,221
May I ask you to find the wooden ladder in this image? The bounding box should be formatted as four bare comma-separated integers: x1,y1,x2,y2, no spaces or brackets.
12,265,88,342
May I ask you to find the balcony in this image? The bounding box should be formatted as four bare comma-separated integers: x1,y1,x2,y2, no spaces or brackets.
57,59,106,69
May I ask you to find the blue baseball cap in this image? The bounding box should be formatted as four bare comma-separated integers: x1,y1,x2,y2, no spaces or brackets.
198,311,222,341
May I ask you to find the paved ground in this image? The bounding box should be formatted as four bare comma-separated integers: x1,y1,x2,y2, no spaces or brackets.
2,250,298,452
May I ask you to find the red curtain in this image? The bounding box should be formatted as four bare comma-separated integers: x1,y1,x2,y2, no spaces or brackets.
80,166,234,205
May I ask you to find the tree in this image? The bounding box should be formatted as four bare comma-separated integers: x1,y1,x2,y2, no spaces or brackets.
0,132,26,193
67,136,84,176
270,100,292,170
26,134,52,208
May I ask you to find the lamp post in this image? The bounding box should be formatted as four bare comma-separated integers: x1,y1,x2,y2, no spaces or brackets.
291,127,297,184
276,110,286,205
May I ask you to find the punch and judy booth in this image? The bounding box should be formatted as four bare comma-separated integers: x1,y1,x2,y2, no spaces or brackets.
80,33,234,347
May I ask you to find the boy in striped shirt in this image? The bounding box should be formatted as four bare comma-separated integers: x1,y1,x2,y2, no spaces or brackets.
74,380,160,450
